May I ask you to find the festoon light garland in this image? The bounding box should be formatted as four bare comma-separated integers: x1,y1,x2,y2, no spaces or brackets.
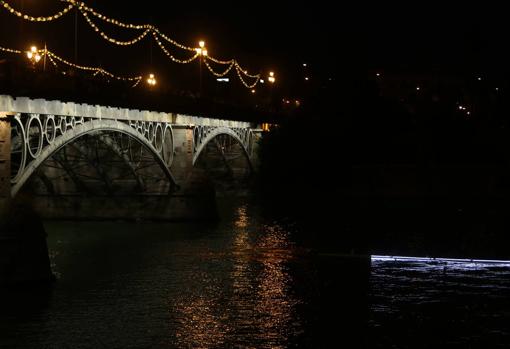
0,0,262,88
0,44,142,86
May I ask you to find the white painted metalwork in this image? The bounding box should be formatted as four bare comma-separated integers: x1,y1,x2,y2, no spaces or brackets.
1,95,258,196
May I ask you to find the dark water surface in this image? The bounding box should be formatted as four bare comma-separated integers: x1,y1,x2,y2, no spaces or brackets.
1,200,509,348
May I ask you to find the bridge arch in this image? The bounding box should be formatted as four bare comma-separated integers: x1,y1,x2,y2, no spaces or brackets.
11,118,177,197
192,126,253,172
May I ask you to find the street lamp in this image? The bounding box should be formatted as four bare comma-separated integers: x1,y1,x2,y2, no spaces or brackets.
26,46,41,63
268,71,276,83
147,73,157,86
266,71,277,111
26,46,41,71
196,40,208,97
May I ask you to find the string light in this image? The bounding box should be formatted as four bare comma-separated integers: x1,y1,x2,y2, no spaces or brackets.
207,56,235,65
0,0,74,22
0,0,263,88
152,28,196,52
46,52,59,69
46,50,142,85
234,62,259,89
0,46,21,54
152,32,200,64
80,8,152,46
0,43,142,87
235,61,260,79
72,1,153,30
204,58,235,77
69,1,197,51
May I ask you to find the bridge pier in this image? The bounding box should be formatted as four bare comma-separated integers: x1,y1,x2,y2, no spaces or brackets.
0,112,11,227
171,126,218,220
0,113,54,285
171,126,194,183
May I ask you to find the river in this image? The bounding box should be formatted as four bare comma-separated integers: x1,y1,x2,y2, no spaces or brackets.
1,199,509,348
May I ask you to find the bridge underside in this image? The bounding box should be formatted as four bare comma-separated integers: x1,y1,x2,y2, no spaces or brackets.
27,132,172,196
8,126,257,220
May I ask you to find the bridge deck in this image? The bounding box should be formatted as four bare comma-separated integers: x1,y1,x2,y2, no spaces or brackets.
0,95,252,128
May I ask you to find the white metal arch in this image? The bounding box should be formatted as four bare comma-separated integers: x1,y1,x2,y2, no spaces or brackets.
192,126,253,170
11,119,177,197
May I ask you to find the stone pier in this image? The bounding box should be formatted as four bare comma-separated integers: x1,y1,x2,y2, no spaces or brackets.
1,113,54,285
0,112,10,224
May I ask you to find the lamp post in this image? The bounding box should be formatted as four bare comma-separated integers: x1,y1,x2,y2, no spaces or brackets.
267,71,276,111
26,46,41,70
196,40,208,98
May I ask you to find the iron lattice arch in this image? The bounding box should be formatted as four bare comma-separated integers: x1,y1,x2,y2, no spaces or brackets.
192,125,254,166
9,113,176,196
8,111,256,197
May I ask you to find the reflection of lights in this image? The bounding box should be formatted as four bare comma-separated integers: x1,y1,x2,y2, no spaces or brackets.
173,296,227,348
235,206,248,229
216,77,229,82
255,225,296,341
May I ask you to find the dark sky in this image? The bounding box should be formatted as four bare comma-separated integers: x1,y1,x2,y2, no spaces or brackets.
89,1,510,76
3,1,510,90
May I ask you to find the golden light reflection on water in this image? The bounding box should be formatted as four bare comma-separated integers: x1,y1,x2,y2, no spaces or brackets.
235,206,248,229
255,225,298,348
172,205,301,348
172,293,229,348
